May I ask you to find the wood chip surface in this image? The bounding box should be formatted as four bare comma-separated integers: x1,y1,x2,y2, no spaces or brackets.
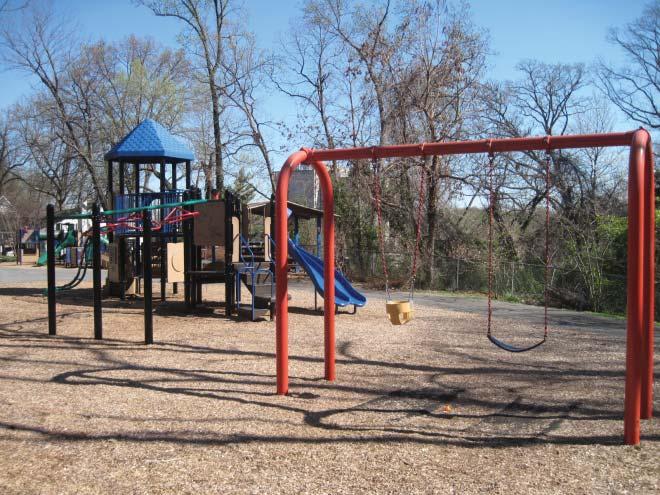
0,270,658,494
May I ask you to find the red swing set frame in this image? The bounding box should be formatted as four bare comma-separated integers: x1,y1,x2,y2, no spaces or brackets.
274,129,655,445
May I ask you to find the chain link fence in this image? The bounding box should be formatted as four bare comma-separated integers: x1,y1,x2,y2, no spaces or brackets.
338,249,631,315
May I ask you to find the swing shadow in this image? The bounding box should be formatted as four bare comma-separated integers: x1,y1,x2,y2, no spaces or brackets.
0,360,651,450
0,323,655,449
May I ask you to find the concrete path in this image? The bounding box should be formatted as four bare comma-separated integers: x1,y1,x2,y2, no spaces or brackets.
0,264,106,284
352,287,652,339
1,266,655,341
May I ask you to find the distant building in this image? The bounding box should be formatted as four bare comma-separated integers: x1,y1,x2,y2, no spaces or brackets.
274,164,350,208
0,195,12,216
276,165,321,208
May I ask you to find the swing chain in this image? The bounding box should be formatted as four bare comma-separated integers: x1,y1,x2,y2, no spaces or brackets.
408,164,427,302
543,149,552,340
486,148,551,352
487,151,495,337
372,157,390,300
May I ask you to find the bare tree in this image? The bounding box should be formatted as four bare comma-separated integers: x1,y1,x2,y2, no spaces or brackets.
13,98,82,209
0,4,107,202
0,116,25,196
597,1,660,129
0,0,25,14
138,0,230,190
221,30,278,193
274,21,342,173
477,60,588,259
396,0,487,284
86,36,190,142
305,0,408,146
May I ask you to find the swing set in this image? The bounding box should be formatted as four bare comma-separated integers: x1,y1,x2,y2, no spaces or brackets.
275,130,655,445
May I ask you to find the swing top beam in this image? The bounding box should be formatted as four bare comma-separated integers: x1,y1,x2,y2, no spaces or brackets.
275,128,655,447
300,130,636,162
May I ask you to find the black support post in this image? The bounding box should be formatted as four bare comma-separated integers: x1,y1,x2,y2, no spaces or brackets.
107,161,114,207
134,162,140,194
185,160,191,189
119,161,125,194
171,161,178,295
107,162,114,243
92,203,103,340
143,210,153,344
183,191,191,309
189,190,197,308
46,204,56,336
159,160,167,301
195,188,202,305
225,189,233,317
118,235,126,300
134,163,141,284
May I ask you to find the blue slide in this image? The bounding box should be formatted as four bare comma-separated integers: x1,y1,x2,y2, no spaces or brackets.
287,239,367,308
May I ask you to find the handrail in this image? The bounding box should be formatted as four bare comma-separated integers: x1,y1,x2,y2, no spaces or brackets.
239,234,255,267
52,198,208,221
103,198,207,217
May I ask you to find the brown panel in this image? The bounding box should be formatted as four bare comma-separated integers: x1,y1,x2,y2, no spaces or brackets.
167,243,185,283
107,243,119,283
194,201,226,246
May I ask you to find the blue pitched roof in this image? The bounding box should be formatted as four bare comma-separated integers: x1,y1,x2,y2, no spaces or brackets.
104,119,195,162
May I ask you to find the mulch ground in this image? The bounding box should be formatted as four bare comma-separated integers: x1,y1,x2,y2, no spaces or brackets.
0,271,658,494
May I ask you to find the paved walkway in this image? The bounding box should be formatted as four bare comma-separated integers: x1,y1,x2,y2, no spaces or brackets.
1,266,655,340
0,264,106,284
352,286,660,340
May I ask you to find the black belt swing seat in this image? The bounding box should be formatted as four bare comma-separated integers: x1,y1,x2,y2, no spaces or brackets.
486,149,551,353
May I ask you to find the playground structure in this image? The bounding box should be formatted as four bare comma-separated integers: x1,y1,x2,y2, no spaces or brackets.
44,119,366,342
274,129,655,446
35,223,76,267
244,200,365,312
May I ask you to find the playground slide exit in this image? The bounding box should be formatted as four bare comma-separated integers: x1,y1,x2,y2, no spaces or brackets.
287,239,366,308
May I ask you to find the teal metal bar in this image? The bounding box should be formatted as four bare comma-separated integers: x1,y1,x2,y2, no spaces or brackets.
102,198,208,217
53,198,208,221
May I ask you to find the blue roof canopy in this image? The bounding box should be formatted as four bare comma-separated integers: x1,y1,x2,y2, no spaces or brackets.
104,119,195,163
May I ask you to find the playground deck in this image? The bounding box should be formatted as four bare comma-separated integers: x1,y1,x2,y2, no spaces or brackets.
0,275,657,494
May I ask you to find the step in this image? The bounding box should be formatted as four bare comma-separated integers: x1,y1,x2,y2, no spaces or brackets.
238,306,270,318
251,284,273,299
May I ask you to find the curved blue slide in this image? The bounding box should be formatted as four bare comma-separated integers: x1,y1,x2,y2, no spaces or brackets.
287,239,367,308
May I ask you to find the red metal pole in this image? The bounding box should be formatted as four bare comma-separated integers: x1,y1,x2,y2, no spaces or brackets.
311,160,336,382
642,136,655,420
304,132,635,162
275,151,307,395
275,152,336,394
624,129,648,445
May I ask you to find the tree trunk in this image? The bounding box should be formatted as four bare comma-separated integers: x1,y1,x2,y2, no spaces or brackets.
210,73,223,191
425,156,439,289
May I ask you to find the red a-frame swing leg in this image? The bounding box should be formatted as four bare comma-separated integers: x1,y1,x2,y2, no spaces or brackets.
641,138,655,420
624,130,649,445
275,152,336,395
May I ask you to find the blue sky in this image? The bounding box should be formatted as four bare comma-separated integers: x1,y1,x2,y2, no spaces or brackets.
0,0,647,129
